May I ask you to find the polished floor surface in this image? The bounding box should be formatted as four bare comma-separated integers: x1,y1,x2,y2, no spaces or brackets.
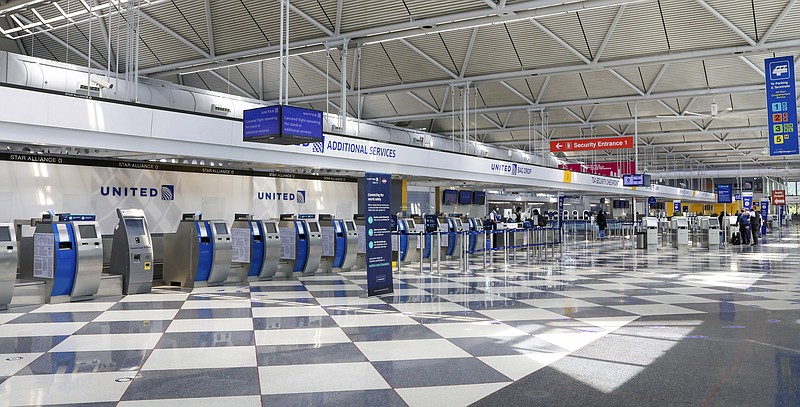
2,230,800,406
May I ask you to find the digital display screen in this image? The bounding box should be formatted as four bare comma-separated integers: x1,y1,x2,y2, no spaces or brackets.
78,225,97,239
622,173,652,187
345,221,356,231
458,190,472,205
243,105,323,145
454,218,463,228
264,222,278,234
0,226,10,241
308,222,320,233
124,219,146,236
215,223,228,235
473,191,486,205
407,220,416,230
443,190,457,205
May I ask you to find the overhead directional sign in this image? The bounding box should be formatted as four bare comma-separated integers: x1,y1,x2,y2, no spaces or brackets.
550,136,634,152
765,56,799,156
772,190,786,205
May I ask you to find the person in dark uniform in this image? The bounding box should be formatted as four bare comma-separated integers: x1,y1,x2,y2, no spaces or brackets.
596,210,608,239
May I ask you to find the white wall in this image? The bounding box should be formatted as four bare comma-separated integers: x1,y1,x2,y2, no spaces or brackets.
0,160,357,234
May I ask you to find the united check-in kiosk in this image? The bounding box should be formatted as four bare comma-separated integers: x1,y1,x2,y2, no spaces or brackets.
643,217,659,249
397,218,420,263
18,213,103,303
163,213,232,288
109,209,154,295
698,217,721,249
0,224,17,310
277,214,322,277
446,217,464,259
468,218,483,253
230,214,280,281
671,217,690,247
318,215,358,273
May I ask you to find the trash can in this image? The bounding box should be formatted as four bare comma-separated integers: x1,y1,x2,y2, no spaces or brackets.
636,231,647,249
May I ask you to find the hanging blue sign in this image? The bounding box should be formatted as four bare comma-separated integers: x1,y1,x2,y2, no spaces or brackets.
673,201,681,214
743,195,753,210
760,200,769,235
734,194,742,201
717,184,733,204
244,105,323,145
765,56,799,156
364,172,393,296
647,196,657,207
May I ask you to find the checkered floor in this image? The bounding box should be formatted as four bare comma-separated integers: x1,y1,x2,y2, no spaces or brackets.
2,230,800,406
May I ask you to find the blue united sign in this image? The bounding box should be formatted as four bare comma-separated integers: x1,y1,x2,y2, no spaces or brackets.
717,184,732,204
364,173,393,296
765,56,799,156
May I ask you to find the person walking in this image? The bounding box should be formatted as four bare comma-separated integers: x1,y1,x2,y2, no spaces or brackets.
739,210,751,245
596,210,608,239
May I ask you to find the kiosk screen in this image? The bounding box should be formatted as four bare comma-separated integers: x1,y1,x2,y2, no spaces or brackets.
345,221,356,231
79,225,97,239
407,220,416,230
308,222,320,233
0,226,10,241
264,223,278,234
125,219,146,236
214,223,228,235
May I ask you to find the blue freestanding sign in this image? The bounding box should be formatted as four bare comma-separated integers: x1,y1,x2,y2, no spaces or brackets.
673,201,681,214
717,184,733,204
761,200,769,235
765,56,799,156
743,195,753,210
558,195,565,233
364,173,393,296
648,196,657,207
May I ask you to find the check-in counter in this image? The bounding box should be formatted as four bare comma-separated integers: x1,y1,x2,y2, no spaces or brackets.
276,214,323,277
109,209,154,295
230,214,281,281
17,212,104,303
671,217,690,247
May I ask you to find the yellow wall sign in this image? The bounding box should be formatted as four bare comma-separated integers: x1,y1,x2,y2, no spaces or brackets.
563,171,573,183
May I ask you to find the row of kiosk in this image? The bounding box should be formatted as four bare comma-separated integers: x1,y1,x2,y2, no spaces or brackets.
638,216,721,250
0,210,362,309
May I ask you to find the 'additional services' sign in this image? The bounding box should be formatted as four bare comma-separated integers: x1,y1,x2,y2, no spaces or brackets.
244,105,323,145
765,56,799,156
717,184,733,204
364,173,393,296
550,136,633,152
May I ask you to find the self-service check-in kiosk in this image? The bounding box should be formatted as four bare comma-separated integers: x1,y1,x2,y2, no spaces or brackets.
699,217,721,249
0,223,17,310
338,219,358,271
397,218,420,263
109,209,154,295
230,214,280,281
671,217,690,247
276,214,322,277
354,215,367,269
643,217,659,249
446,217,464,259
468,218,483,253
163,213,231,288
19,212,104,303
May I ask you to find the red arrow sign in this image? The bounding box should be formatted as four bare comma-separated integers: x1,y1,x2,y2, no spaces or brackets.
550,136,634,152
772,190,786,205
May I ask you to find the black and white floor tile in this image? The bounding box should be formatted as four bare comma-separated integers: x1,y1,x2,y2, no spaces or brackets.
2,231,800,406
